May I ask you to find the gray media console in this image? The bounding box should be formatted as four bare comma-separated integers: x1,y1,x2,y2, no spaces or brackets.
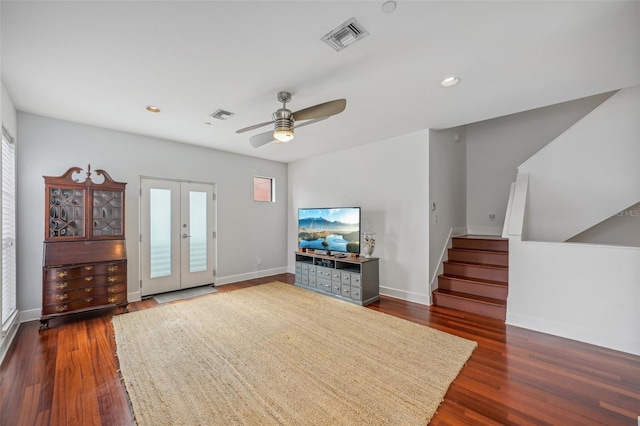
294,252,379,306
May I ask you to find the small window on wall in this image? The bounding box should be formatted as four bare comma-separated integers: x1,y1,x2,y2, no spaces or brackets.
253,176,275,202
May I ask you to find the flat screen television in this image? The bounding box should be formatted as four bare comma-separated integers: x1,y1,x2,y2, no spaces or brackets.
298,207,361,254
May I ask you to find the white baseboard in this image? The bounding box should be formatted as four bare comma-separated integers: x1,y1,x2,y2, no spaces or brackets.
20,308,40,323
215,267,288,286
0,315,20,365
128,291,142,302
380,285,431,305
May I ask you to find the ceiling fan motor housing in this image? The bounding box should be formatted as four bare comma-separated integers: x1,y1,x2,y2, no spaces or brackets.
272,108,295,143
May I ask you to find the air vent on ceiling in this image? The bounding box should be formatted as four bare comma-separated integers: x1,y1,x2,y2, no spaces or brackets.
321,17,369,52
210,109,235,120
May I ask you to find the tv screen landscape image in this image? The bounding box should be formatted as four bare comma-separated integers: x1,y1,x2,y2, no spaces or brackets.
298,207,361,254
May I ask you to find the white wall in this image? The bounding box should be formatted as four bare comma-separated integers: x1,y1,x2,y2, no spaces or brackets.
466,92,612,235
508,239,640,356
505,172,640,356
520,86,640,242
17,113,288,320
569,201,640,247
428,127,467,290
288,130,430,304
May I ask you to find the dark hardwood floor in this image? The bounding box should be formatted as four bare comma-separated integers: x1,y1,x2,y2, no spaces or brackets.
1,273,638,425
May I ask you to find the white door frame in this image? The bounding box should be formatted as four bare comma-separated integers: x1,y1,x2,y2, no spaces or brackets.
140,177,217,297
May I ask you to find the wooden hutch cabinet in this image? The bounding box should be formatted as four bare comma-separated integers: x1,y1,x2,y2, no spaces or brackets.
41,165,128,329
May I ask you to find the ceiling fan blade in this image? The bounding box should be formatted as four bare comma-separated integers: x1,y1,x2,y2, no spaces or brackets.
294,116,329,129
250,130,276,148
293,99,346,121
236,120,273,134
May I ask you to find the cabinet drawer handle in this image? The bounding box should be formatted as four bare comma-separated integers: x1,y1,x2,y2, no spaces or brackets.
108,266,118,272
84,276,93,282
55,294,68,301
56,271,68,278
84,287,93,293
108,296,118,303
85,297,93,302
56,282,69,290
108,276,118,283
84,265,93,271
108,286,117,293
55,305,68,312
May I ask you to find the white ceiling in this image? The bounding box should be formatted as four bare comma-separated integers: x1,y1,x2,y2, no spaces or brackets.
2,1,639,163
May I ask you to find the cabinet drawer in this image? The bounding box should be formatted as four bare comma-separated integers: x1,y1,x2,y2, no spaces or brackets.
341,271,351,284
45,267,81,281
308,265,317,275
42,291,127,315
309,276,317,288
319,268,332,279
341,284,351,297
332,270,342,281
351,286,362,301
350,274,362,287
332,281,342,295
88,262,125,275
301,264,309,274
295,273,302,284
318,278,331,292
44,278,87,292
301,275,309,286
42,283,126,304
295,263,302,273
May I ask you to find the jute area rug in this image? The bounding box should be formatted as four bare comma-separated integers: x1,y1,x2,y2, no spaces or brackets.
112,282,477,425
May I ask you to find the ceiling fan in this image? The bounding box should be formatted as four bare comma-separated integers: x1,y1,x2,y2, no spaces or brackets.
236,91,346,148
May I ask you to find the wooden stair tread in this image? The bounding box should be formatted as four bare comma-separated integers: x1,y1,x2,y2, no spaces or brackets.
453,235,507,241
449,247,509,254
440,274,508,287
433,289,506,307
444,260,508,270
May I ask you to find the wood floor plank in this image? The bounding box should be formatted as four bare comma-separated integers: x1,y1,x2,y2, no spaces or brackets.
1,273,639,425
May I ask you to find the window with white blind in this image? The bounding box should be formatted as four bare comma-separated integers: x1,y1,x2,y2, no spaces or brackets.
1,127,17,329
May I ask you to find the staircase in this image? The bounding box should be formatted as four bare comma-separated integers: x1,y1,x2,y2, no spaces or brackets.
432,235,508,321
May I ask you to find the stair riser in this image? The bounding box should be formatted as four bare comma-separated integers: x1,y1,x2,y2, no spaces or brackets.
452,238,508,252
438,276,508,300
448,249,508,267
433,293,506,321
444,263,508,283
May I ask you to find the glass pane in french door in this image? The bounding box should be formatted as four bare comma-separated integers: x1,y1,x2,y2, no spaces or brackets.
189,190,208,273
150,188,172,278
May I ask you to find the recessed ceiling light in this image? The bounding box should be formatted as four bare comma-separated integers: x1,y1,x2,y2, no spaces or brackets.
381,1,396,14
440,77,460,87
146,106,161,113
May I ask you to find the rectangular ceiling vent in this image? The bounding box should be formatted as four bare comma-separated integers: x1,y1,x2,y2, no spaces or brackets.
322,18,369,52
210,109,235,120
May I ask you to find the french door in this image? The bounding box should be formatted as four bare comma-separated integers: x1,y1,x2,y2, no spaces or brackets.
140,178,216,296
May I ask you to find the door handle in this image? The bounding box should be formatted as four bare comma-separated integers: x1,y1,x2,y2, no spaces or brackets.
182,233,192,238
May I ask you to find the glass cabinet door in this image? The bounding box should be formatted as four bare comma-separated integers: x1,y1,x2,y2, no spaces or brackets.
92,190,123,236
48,187,85,238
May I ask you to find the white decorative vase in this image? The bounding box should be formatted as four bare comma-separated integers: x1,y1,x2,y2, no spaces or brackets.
363,233,376,258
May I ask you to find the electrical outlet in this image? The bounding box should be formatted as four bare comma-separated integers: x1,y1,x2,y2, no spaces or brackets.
257,258,262,265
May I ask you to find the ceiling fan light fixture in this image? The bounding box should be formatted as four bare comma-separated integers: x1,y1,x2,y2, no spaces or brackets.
274,127,294,143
